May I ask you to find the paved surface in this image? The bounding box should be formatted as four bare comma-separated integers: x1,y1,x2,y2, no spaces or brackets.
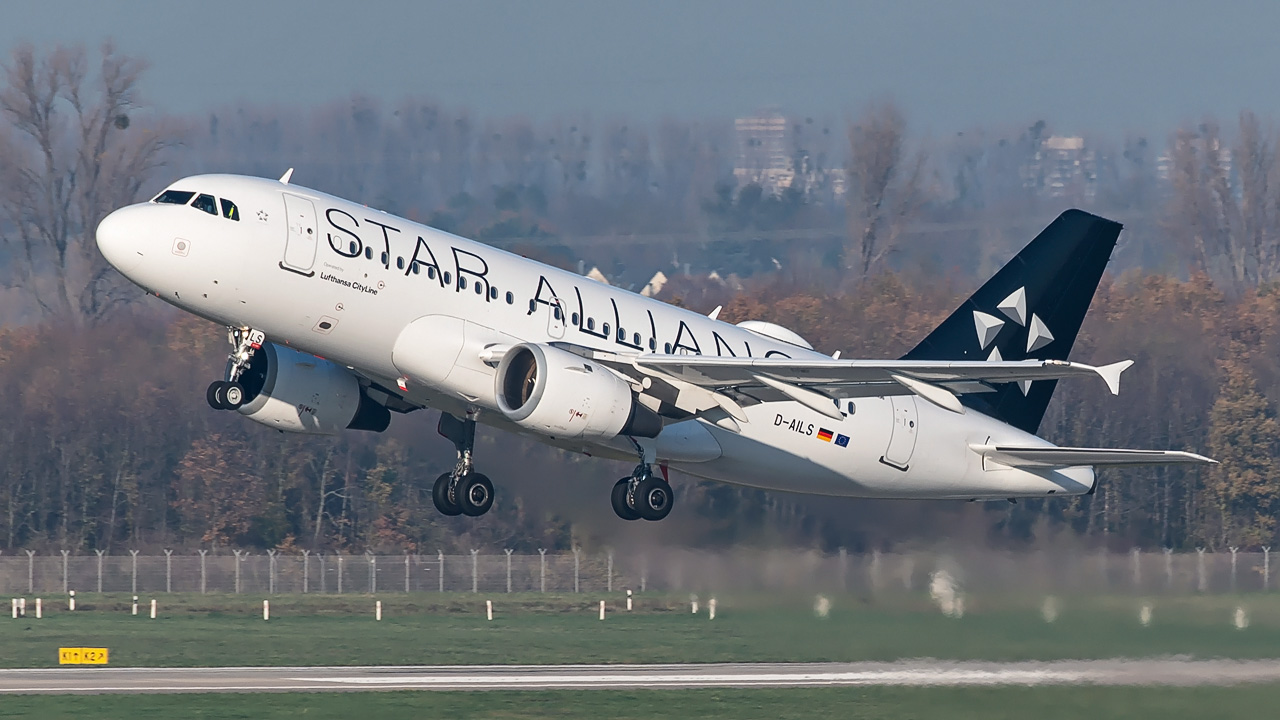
4,660,1280,694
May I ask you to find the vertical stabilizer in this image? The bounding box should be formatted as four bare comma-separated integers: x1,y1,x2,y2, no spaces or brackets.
903,210,1121,433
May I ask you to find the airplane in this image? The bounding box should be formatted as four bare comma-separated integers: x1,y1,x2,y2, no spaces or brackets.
94,172,1214,521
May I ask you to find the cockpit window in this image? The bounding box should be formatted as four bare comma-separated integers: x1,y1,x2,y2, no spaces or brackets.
220,198,239,221
192,194,218,215
154,189,195,205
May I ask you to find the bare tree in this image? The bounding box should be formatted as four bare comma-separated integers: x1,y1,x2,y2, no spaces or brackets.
1164,113,1280,292
0,43,169,324
844,103,925,280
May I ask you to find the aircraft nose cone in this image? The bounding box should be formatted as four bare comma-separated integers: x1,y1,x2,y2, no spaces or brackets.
96,207,144,275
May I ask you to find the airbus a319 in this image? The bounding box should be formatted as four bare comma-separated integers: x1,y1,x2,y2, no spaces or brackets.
95,172,1213,521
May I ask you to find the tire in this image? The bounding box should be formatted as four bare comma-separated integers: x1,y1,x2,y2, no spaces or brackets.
634,476,674,521
432,473,462,516
206,381,228,410
222,382,245,410
611,478,641,521
458,473,494,517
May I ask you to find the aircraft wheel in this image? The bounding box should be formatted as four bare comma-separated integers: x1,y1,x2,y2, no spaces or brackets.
222,382,245,410
635,476,674,521
206,381,227,410
611,478,641,521
458,472,494,517
432,473,463,516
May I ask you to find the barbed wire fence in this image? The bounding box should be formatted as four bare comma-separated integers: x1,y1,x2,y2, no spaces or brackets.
0,548,1272,597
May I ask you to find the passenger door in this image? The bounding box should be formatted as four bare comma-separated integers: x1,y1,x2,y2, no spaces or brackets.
547,297,566,339
881,395,918,470
280,194,318,276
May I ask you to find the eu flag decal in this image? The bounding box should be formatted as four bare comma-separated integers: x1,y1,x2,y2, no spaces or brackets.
834,434,850,448
816,428,834,442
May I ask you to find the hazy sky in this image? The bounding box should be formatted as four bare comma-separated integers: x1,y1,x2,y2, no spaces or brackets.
3,0,1275,135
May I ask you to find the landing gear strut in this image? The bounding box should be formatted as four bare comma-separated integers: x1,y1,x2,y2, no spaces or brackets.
433,410,494,517
611,440,674,522
207,327,265,411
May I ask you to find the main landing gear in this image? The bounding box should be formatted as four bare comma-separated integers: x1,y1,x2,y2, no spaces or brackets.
432,411,495,517
611,440,674,522
207,327,265,411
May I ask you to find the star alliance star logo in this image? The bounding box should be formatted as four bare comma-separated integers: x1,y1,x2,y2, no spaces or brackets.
972,286,1054,395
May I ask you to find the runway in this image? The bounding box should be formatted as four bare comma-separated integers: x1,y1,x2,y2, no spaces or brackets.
4,660,1280,694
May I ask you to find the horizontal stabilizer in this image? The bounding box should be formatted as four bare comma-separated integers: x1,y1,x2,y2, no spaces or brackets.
971,445,1216,468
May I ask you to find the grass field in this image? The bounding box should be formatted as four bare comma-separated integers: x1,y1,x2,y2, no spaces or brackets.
3,591,1280,668
7,686,1280,720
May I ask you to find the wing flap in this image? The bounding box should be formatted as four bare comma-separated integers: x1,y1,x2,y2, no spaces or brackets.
971,445,1216,468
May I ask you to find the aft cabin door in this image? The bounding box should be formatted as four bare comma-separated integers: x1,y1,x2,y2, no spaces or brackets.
882,395,918,470
281,194,318,275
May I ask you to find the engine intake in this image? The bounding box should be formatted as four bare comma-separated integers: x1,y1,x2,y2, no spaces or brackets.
233,342,391,434
494,343,661,440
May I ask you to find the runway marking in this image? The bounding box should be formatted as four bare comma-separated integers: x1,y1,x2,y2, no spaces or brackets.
3,660,1280,694
293,669,1086,687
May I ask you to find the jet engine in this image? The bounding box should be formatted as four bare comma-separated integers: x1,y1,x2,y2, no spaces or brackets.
494,343,661,440
233,342,391,434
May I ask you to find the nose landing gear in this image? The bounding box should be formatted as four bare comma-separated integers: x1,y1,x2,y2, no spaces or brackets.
206,327,265,412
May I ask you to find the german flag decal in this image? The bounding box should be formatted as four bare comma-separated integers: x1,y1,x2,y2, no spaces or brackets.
816,428,834,442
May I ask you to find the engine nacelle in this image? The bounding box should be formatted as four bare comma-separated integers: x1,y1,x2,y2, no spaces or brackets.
494,343,661,440
233,342,390,434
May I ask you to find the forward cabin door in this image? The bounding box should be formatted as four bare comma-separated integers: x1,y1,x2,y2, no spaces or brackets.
881,395,919,470
280,194,319,275
547,297,566,339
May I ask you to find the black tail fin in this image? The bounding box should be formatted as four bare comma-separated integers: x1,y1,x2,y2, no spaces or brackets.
902,209,1121,433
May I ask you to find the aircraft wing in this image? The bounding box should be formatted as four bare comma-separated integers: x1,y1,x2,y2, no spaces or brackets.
633,356,1131,394
970,445,1217,468
563,345,1135,421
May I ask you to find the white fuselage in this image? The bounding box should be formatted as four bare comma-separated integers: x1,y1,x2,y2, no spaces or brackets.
98,174,1093,500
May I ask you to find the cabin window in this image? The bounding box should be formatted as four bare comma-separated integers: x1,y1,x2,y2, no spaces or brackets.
571,312,580,326
380,251,388,265
427,266,437,280
664,343,671,353
192,194,218,215
847,402,856,415
586,317,595,331
154,189,195,205
442,271,452,285
633,332,641,345
459,276,468,290
219,199,239,220
412,262,421,275
490,286,498,300
365,247,373,260
505,291,514,305
554,306,563,320
349,241,358,255
649,338,656,351
474,282,484,295
617,327,626,342
602,323,611,337
396,257,405,270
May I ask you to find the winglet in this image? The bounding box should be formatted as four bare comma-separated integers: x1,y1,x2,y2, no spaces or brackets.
707,305,722,321
279,168,294,184
1096,360,1133,395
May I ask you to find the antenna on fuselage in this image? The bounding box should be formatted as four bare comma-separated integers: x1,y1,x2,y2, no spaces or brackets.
279,168,294,184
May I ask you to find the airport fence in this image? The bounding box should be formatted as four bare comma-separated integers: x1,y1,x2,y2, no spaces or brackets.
0,548,1276,597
